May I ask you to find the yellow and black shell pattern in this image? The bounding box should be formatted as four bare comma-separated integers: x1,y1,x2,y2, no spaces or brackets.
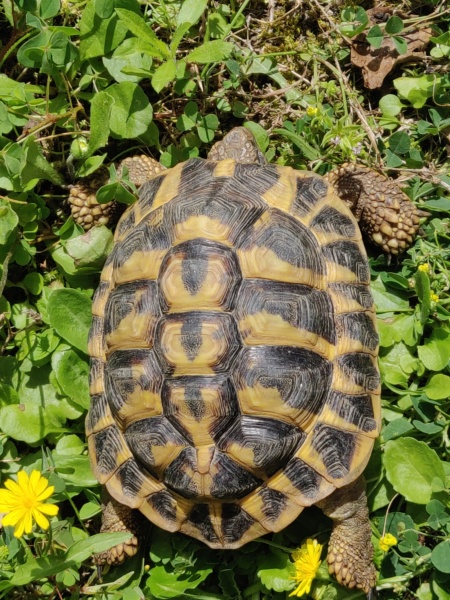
86,157,381,549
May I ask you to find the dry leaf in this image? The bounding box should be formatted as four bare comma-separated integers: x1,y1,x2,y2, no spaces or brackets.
350,7,433,89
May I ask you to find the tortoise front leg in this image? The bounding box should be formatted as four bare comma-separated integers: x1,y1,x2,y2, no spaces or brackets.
94,490,143,566
318,476,377,598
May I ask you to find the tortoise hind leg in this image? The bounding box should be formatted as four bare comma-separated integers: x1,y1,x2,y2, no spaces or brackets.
94,490,143,566
318,476,377,598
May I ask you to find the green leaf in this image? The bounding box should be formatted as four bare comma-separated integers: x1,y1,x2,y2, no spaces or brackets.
64,226,114,270
171,22,193,54
52,348,90,409
47,288,92,354
103,38,153,83
0,402,66,443
185,41,234,64
147,565,213,599
176,0,208,27
274,128,320,160
244,122,270,151
415,270,431,324
115,8,170,59
0,383,20,407
152,60,177,93
394,75,438,109
20,136,64,188
10,533,132,586
107,81,153,139
371,276,409,312
257,550,295,593
431,541,450,574
384,438,446,504
0,201,19,244
94,0,115,19
388,131,410,155
382,418,414,442
418,328,450,371
79,1,137,60
366,25,384,49
88,91,113,155
379,94,403,117
425,374,450,400
392,35,408,56
385,16,404,35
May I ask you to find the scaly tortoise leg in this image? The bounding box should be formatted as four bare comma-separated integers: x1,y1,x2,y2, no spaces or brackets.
318,476,377,598
94,490,144,566
326,163,429,255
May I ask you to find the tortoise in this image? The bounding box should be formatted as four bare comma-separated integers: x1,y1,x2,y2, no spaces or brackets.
86,127,427,596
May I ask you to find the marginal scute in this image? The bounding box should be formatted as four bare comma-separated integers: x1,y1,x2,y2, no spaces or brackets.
87,144,382,552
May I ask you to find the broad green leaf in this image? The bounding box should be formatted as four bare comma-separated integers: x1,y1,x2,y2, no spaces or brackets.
185,40,234,64
417,328,450,371
379,342,417,386
94,0,115,19
385,15,404,34
51,454,98,487
107,81,153,139
394,75,439,109
47,288,92,354
52,348,90,409
0,383,20,407
392,35,408,56
103,38,153,83
371,276,409,312
388,131,410,155
20,136,64,188
115,8,170,59
257,550,296,593
0,402,66,443
0,201,19,244
79,1,138,59
382,418,414,441
64,226,114,270
147,565,213,598
88,91,113,154
379,94,404,117
176,0,207,27
367,25,383,49
424,374,450,400
431,541,450,574
22,272,44,295
384,438,446,504
10,533,132,586
244,122,270,151
152,60,177,93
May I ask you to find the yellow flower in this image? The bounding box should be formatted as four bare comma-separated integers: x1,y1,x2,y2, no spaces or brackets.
418,263,430,273
379,533,397,552
431,293,439,303
0,470,58,537
290,538,323,597
306,106,318,117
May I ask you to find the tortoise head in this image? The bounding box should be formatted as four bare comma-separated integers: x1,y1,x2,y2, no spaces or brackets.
208,127,266,165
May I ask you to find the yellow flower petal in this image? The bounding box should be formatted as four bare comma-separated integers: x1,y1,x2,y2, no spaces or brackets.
2,508,27,527
29,470,42,494
17,470,30,490
0,489,17,511
4,479,23,495
32,509,50,530
0,470,58,538
38,503,59,516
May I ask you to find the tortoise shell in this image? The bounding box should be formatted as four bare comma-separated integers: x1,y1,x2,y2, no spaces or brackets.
86,157,381,549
